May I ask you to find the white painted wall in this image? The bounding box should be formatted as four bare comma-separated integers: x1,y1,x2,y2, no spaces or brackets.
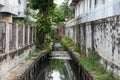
14,0,27,17
66,0,120,77
0,0,19,15
67,0,120,27
75,0,120,23
0,45,36,80
85,24,92,55
0,0,26,17
0,0,5,6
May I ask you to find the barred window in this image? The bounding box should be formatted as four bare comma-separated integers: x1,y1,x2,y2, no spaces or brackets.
94,0,97,7
102,0,105,4
18,0,21,4
89,0,91,9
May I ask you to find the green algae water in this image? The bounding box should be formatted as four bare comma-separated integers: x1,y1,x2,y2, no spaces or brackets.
37,59,77,80
37,42,77,80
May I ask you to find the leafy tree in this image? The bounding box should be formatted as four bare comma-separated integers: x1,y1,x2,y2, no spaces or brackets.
52,0,74,25
30,0,55,18
24,8,35,25
30,0,56,46
52,6,65,25
60,0,74,20
29,0,74,48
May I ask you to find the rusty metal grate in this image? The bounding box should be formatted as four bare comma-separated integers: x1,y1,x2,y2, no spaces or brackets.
18,24,23,47
30,27,33,44
33,27,36,42
9,23,16,50
25,25,28,45
0,21,6,53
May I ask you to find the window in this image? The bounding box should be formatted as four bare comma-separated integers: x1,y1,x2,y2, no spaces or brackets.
89,0,91,9
102,0,105,4
18,0,21,4
94,0,97,7
18,12,20,15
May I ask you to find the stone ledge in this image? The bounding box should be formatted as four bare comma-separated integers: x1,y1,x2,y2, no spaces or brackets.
0,44,36,80
3,50,48,80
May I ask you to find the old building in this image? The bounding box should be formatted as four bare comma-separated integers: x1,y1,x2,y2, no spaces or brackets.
57,26,65,40
66,0,120,77
0,0,36,79
0,0,27,22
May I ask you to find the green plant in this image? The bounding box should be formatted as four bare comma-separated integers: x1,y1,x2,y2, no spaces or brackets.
79,51,119,80
30,0,56,46
20,61,25,64
25,51,38,61
15,20,21,24
44,35,52,50
61,36,73,47
74,47,81,53
96,71,119,80
60,0,74,19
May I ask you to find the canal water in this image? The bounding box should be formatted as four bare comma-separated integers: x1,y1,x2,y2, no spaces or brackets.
36,43,77,80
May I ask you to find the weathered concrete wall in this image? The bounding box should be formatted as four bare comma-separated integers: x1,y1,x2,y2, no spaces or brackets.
65,26,74,41
85,23,92,55
65,16,120,77
67,0,120,27
0,18,36,79
2,50,49,80
0,44,35,80
18,50,49,80
0,0,27,16
92,18,120,77
67,0,120,78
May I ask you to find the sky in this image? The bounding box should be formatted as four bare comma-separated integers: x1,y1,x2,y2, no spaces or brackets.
54,0,64,5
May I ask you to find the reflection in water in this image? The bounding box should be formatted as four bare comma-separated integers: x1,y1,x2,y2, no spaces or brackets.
37,59,76,80
49,70,64,80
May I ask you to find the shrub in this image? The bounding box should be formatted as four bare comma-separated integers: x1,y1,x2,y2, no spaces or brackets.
61,36,73,47
79,51,119,80
44,35,52,50
74,47,81,53
89,51,99,64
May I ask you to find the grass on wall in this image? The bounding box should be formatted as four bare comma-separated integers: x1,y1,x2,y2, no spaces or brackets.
78,50,119,80
25,51,39,61
20,51,40,64
74,46,81,53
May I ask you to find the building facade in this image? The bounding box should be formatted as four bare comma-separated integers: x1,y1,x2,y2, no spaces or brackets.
66,0,120,77
0,0,27,22
57,26,65,40
0,0,36,79
0,21,36,80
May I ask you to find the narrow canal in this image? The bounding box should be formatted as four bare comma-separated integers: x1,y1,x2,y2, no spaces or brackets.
37,42,77,80
16,42,93,80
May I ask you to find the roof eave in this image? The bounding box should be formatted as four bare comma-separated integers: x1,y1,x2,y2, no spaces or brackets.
69,0,80,8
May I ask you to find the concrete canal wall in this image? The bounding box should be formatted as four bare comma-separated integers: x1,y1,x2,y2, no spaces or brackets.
17,50,49,80
3,50,49,80
0,45,35,80
0,21,36,79
66,47,93,80
66,0,120,77
66,16,120,77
